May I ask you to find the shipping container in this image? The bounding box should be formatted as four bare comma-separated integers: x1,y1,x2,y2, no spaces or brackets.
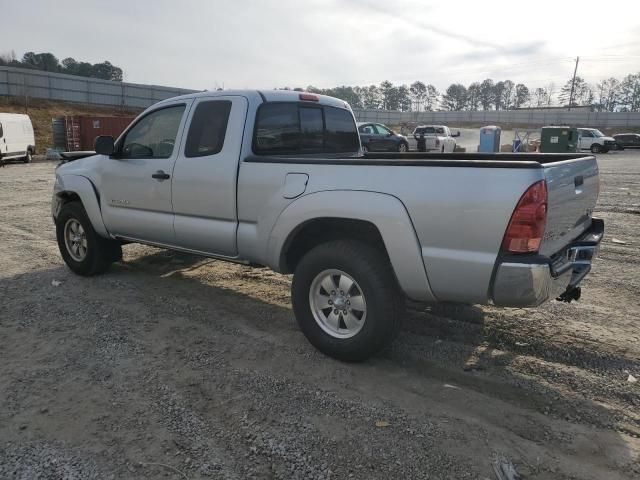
52,115,135,151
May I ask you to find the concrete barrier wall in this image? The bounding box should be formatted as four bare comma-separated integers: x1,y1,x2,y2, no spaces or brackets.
0,66,198,108
2,66,639,127
353,108,640,129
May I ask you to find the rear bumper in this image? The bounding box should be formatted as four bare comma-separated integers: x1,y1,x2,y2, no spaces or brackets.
491,218,604,307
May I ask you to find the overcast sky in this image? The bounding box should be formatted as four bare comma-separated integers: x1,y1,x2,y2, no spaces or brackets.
6,0,640,92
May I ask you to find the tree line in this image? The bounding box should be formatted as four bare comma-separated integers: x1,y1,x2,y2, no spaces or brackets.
289,72,640,113
0,51,123,82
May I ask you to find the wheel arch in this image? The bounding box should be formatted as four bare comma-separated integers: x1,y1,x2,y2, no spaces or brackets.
268,190,435,302
55,175,110,237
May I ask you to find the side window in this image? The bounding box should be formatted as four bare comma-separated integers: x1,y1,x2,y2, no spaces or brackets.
0,122,3,138
120,105,185,159
185,100,231,157
254,103,299,153
374,124,391,135
325,107,359,152
300,107,324,150
359,125,374,134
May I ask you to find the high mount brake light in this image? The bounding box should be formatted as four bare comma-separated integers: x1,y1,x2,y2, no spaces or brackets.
501,180,547,253
299,93,319,102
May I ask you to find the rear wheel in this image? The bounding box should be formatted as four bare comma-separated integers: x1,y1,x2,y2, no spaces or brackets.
291,240,402,362
56,201,121,276
590,144,602,154
398,142,408,152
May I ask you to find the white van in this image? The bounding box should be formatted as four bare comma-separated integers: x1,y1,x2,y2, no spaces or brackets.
0,113,36,163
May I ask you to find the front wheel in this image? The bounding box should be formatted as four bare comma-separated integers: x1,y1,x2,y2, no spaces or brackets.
291,240,403,362
23,151,32,163
56,201,121,276
590,144,602,154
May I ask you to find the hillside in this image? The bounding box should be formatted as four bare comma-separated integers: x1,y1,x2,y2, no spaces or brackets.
0,97,142,154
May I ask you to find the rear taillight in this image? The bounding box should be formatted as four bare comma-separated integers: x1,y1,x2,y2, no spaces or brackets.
501,180,547,253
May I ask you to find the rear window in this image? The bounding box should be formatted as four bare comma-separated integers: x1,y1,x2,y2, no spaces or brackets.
415,127,435,135
300,107,324,150
185,100,232,157
253,103,358,154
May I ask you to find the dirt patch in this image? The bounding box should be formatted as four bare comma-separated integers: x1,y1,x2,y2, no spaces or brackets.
0,152,639,479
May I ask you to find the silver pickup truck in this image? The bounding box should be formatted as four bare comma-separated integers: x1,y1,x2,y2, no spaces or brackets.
52,90,603,361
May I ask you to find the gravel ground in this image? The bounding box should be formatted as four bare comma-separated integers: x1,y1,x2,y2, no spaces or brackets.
1,152,639,479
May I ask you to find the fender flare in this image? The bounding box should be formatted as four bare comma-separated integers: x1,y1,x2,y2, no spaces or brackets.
268,190,436,302
56,174,110,237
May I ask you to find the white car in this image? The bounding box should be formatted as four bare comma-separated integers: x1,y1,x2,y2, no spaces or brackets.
0,113,36,163
412,125,458,152
577,128,617,154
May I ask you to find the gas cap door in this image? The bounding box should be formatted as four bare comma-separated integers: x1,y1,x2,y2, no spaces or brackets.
283,173,309,199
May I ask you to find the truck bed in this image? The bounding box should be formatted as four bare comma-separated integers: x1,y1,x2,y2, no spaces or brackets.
241,152,599,303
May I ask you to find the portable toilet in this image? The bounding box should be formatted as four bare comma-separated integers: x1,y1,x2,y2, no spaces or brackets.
540,126,578,153
479,126,501,153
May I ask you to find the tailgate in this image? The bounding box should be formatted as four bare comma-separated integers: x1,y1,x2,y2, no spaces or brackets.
540,156,599,256
423,136,438,149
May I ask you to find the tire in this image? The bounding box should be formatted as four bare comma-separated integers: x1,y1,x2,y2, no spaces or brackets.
291,240,403,362
56,201,121,276
23,150,32,163
590,144,602,154
398,142,408,153
441,145,445,153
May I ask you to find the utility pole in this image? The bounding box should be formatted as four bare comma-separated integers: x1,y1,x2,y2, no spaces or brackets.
568,56,580,111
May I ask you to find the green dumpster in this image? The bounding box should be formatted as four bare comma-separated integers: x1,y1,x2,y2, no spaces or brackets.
540,126,578,153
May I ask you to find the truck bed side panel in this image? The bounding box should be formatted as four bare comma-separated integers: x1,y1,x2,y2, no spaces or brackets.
238,159,544,304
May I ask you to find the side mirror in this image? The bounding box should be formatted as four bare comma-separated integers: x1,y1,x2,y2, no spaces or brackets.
452,131,461,137
95,135,115,155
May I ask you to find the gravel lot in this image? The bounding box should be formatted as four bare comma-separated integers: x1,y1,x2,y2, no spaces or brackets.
1,152,639,479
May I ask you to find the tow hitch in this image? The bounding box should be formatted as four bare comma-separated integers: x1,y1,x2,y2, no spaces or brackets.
557,286,581,303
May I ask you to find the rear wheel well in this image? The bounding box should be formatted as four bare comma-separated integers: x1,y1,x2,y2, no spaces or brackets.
282,218,389,274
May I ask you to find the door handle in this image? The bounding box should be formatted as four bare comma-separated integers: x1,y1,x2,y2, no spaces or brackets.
152,170,170,180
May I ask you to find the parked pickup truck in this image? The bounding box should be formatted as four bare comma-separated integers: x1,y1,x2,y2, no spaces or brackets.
52,90,603,361
412,125,459,152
